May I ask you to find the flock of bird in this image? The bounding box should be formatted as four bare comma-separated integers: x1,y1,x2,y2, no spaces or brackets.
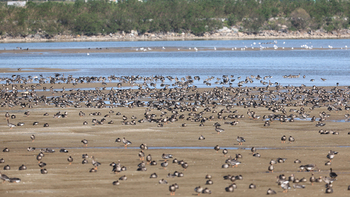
1,72,350,195
132,42,348,52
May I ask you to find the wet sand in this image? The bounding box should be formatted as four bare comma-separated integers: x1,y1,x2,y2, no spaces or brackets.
0,82,350,197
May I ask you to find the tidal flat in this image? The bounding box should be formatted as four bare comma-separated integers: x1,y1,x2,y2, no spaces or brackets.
0,75,350,196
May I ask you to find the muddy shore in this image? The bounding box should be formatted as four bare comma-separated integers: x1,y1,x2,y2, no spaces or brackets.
0,78,350,197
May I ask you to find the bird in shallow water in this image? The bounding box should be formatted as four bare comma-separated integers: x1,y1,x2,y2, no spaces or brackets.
30,134,35,142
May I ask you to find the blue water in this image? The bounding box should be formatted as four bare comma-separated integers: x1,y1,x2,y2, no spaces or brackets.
0,39,349,88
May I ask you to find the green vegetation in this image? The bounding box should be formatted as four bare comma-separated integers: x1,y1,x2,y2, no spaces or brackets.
0,0,349,37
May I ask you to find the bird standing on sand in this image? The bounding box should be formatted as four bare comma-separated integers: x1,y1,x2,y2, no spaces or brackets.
281,135,286,143
31,135,35,142
194,186,203,195
122,137,132,148
267,188,276,195
329,168,337,179
288,136,295,143
327,150,338,162
7,120,15,129
169,184,176,195
162,153,173,161
91,156,101,169
237,136,245,145
0,172,10,182
222,149,228,157
67,156,73,165
138,150,145,161
81,139,88,147
268,164,274,173
215,127,224,134
310,173,316,185
5,112,10,120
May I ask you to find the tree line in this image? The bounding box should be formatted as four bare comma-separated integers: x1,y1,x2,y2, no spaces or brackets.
0,0,349,37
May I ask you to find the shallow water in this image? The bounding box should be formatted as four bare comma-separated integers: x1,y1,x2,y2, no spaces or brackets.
0,39,350,88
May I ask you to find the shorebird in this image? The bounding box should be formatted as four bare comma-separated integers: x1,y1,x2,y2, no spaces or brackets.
81,139,88,147
267,188,276,195
194,186,203,195
249,183,256,189
169,184,176,195
281,135,286,143
138,150,145,161
237,136,245,145
327,150,338,162
310,174,316,185
91,156,101,169
222,149,228,157
268,164,274,173
30,134,35,142
0,172,10,182
329,168,337,179
281,180,291,193
7,120,15,129
162,153,173,161
215,127,224,134
67,156,73,165
122,137,132,148
4,112,10,120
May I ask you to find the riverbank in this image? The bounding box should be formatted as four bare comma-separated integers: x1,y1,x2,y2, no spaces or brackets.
1,29,350,43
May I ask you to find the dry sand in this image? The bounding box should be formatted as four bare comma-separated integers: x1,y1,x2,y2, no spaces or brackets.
0,82,350,197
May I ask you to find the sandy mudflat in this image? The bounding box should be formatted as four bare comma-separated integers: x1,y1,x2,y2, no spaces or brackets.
0,81,350,197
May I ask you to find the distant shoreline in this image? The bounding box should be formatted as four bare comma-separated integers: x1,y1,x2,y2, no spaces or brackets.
1,29,350,43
